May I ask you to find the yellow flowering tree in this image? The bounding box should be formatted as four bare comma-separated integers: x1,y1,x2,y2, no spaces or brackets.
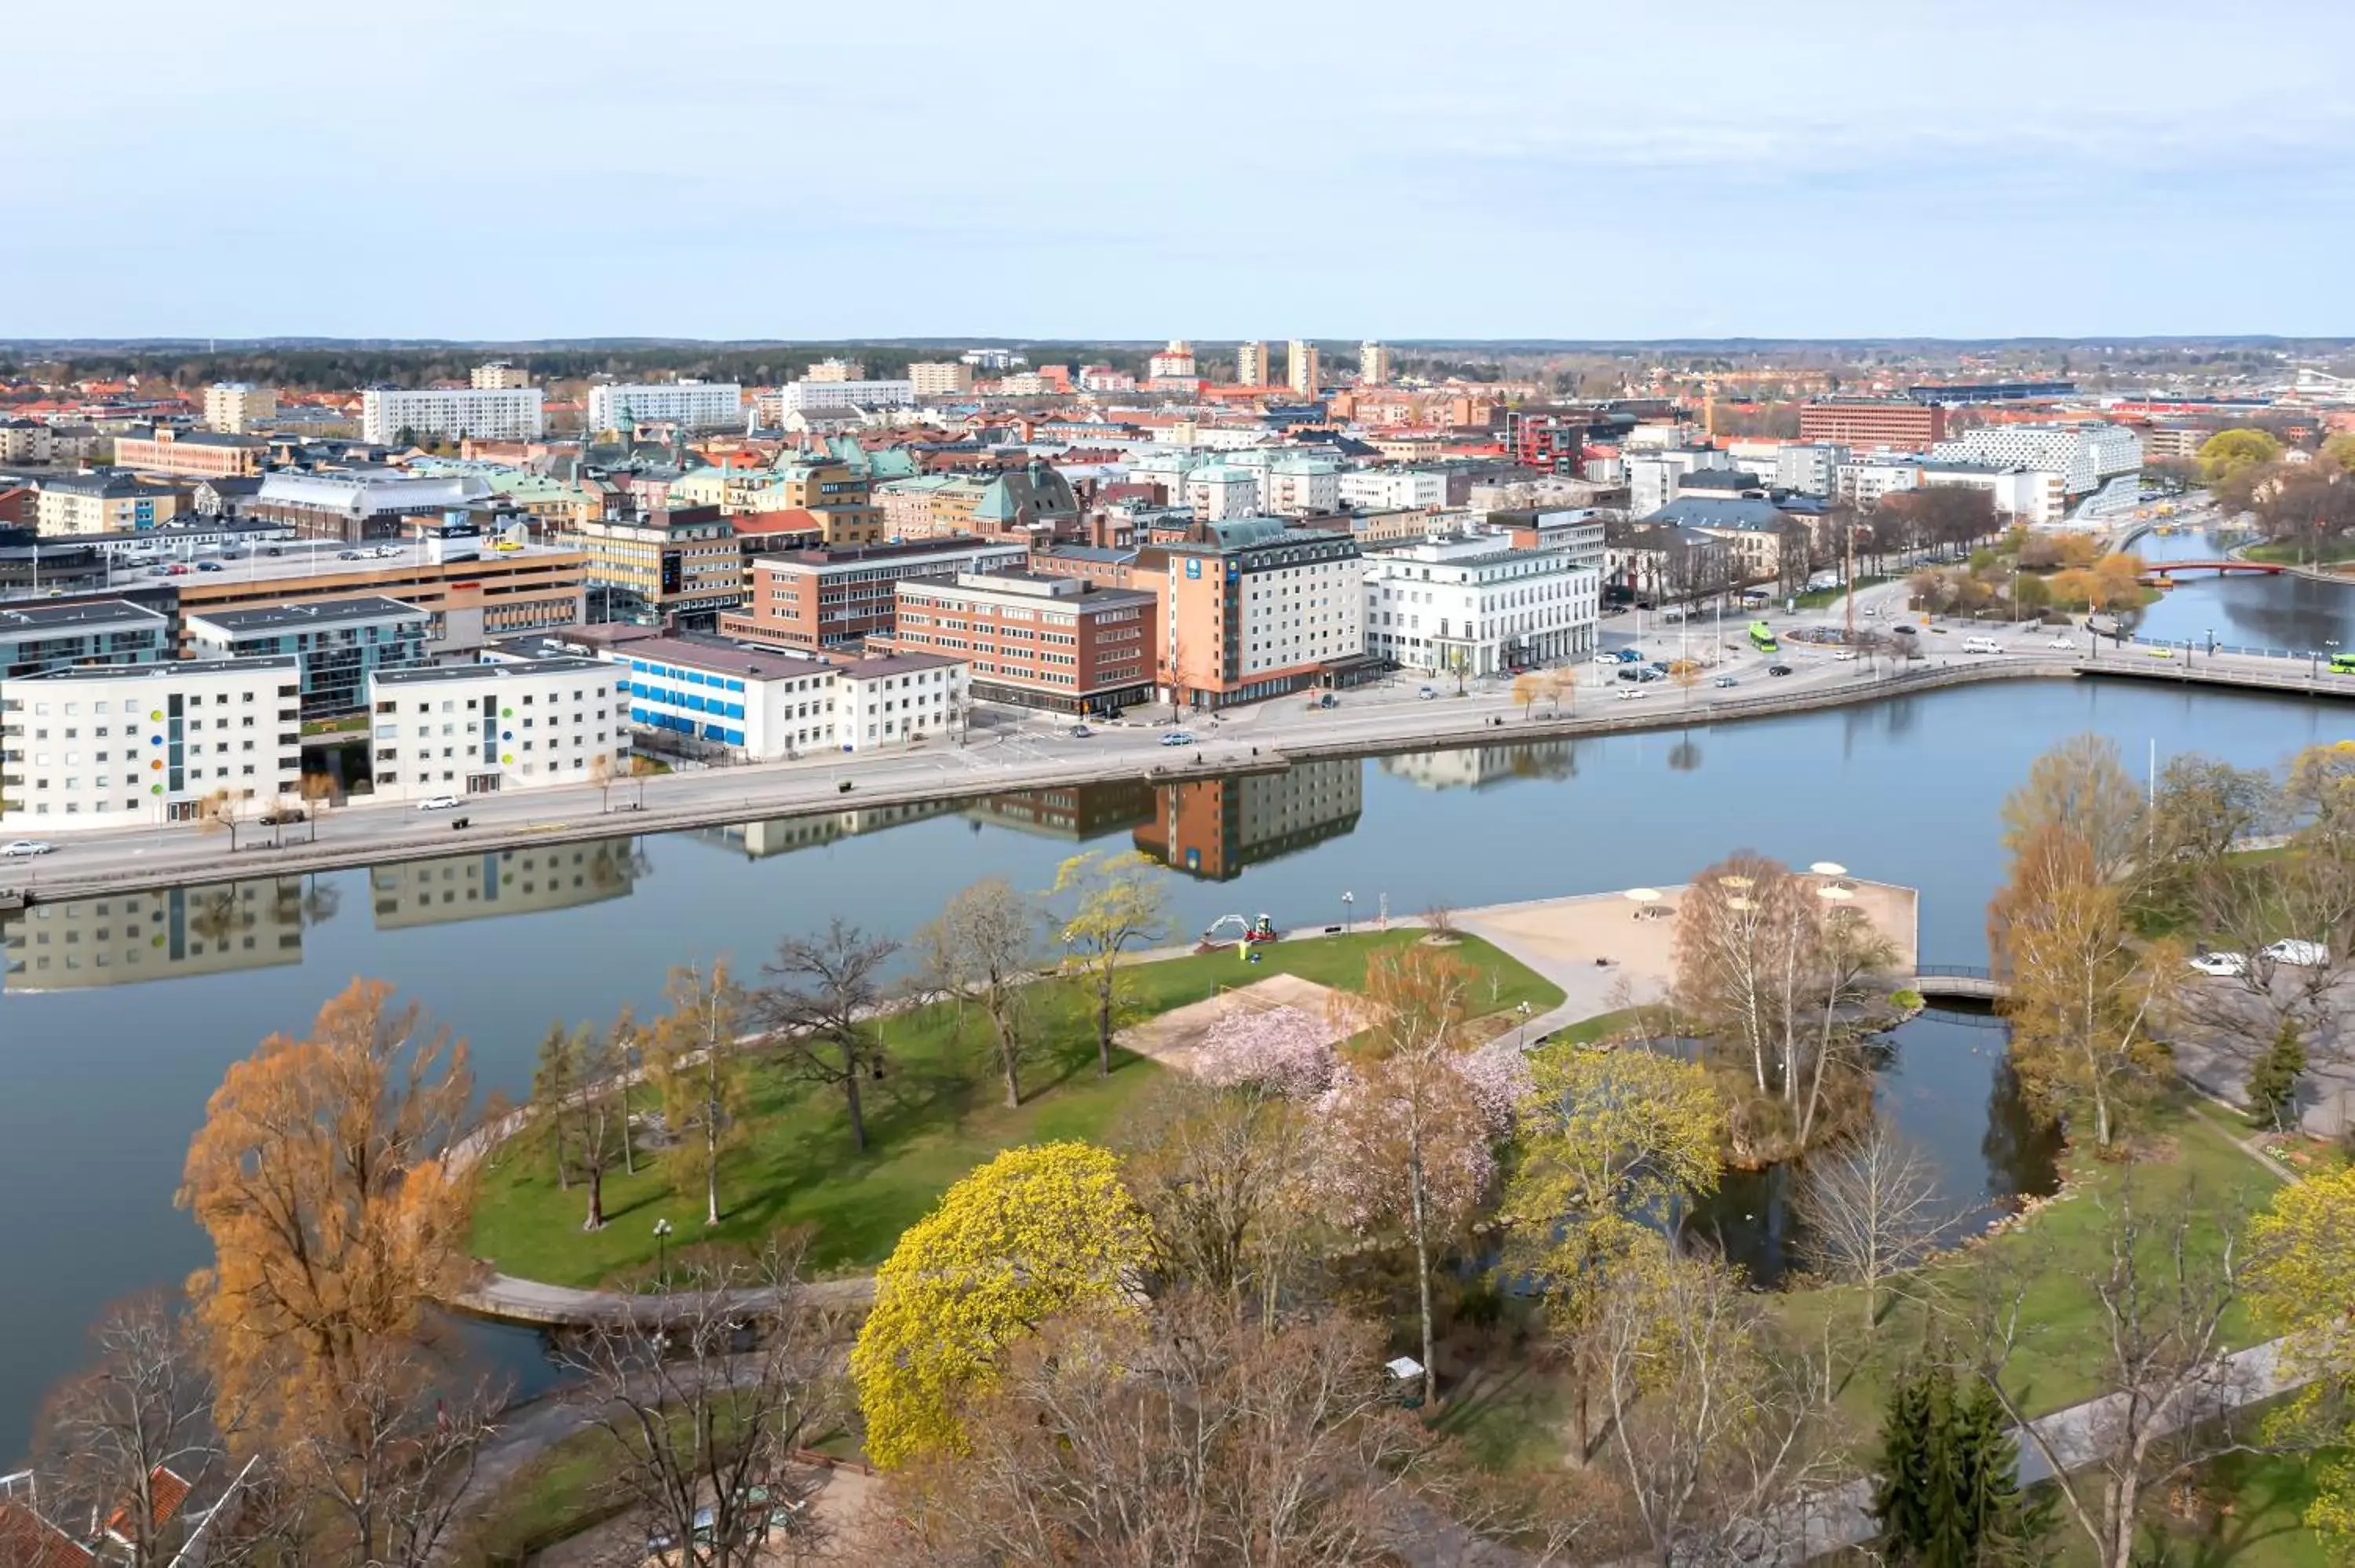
2247,1165,2355,1558
851,1141,1152,1469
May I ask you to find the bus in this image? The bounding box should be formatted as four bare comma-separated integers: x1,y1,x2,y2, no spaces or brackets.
2331,652,2355,675
1748,621,1779,654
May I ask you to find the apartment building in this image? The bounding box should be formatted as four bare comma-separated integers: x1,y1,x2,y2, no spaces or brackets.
1337,469,1448,511
365,656,625,800
184,596,430,720
35,472,181,535
893,571,1156,715
470,362,531,390
0,599,171,682
1148,341,1197,379
1231,452,1342,516
586,381,743,431
1930,423,2143,498
572,505,744,627
171,544,586,655
0,655,303,830
1626,447,1732,517
1798,399,1948,450
360,387,546,444
1287,340,1320,397
805,359,864,382
722,536,1028,649
111,425,269,480
202,382,278,433
0,418,54,464
778,379,915,415
1233,341,1271,386
832,653,969,751
908,361,975,397
1362,534,1601,676
601,634,841,759
1359,341,1393,385
1138,519,1365,710
1182,465,1261,520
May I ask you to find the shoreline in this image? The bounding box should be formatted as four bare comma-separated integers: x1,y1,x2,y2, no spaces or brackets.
5,652,2348,907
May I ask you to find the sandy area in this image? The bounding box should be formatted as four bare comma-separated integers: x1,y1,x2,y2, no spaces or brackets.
1114,972,1360,1074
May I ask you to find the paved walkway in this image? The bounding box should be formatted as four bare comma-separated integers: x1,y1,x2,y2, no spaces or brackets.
450,1269,874,1327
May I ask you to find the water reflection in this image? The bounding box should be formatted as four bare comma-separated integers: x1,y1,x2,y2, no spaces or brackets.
2134,527,2355,655
368,841,647,929
3,877,321,992
1131,759,1363,881
1378,740,1579,790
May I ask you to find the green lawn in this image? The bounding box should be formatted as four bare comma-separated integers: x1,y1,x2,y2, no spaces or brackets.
2045,1449,2342,1567
460,1425,631,1565
469,932,1561,1287
2245,540,2355,567
1770,1096,2284,1427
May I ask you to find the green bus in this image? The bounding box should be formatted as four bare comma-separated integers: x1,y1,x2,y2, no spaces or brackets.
1749,621,1780,653
2331,652,2355,675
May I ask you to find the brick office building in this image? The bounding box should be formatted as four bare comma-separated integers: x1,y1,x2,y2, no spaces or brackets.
893,571,1156,715
720,536,1027,651
1797,399,1948,450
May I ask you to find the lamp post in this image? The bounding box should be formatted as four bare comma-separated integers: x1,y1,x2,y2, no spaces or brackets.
653,1217,674,1289
1516,1000,1534,1048
1341,890,1354,934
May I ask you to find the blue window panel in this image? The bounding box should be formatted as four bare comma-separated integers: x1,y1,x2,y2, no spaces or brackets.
630,707,648,723
728,702,745,720
726,680,744,692
725,728,744,746
630,660,647,673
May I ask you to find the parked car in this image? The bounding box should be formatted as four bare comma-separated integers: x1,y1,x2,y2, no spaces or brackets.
416,794,463,811
337,549,362,560
1417,685,1437,699
2187,951,2248,978
2,839,54,857
1767,663,1794,676
258,808,308,826
1591,651,1619,665
2262,939,2329,968
1616,648,1645,664
1316,694,1338,709
1160,731,1196,747
1068,725,1092,738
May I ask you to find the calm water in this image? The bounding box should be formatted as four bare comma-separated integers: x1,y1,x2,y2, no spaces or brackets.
2133,525,2355,653
2,666,2350,1456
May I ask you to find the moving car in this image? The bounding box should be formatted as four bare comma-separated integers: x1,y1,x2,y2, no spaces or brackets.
2,839,55,857
1614,686,1648,700
1417,686,1437,699
1712,674,1738,687
1963,636,2004,655
1068,725,1092,738
2262,939,2328,968
2187,951,2248,978
337,549,362,560
2048,636,2076,650
2148,645,2175,659
417,794,463,811
1767,663,1794,676
1160,731,1196,747
257,808,308,826
195,561,224,572
1833,650,1859,662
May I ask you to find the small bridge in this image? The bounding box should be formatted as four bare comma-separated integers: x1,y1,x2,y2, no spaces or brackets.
2138,560,2284,585
1911,964,2009,1001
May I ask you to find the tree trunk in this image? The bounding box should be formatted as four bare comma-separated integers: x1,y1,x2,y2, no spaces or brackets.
842,1038,869,1152
552,1117,569,1191
1094,966,1115,1078
584,1161,604,1231
617,1081,636,1175
993,1008,1021,1108
1408,1125,1437,1410
703,1106,721,1227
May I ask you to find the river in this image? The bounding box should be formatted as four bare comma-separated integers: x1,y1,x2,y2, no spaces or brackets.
3,603,2350,1456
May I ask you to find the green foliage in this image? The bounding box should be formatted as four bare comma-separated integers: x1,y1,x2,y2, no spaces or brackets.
2199,428,2286,483
1889,988,1926,1012
849,1141,1152,1470
1874,1361,2048,1565
2246,1019,2308,1132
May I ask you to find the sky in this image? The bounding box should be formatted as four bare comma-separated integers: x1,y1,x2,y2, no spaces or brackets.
8,0,2353,342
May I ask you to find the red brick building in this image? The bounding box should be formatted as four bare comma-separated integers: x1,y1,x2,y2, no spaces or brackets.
720,536,1028,651
1798,399,1948,450
892,570,1156,715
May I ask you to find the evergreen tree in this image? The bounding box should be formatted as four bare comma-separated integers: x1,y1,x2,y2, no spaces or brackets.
1875,1362,1941,1558
530,1021,582,1190
2244,1017,2306,1132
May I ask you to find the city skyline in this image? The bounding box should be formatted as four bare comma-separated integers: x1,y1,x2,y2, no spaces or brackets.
8,0,2350,341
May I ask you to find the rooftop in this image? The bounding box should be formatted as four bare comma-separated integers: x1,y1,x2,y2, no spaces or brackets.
612,634,836,680
374,656,609,687
833,651,966,680
184,595,427,635
15,654,296,684
0,598,169,636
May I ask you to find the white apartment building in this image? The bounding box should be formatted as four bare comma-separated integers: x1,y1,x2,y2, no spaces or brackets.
361,386,545,445
601,636,842,760
1835,455,1926,509
1148,341,1197,379
0,656,303,832
777,379,916,415
586,381,745,432
1919,461,2066,526
203,382,277,434
831,653,969,752
1338,469,1448,511
1359,341,1393,385
1627,447,1730,516
1362,535,1600,676
1229,453,1341,517
1233,341,1270,386
1286,340,1320,397
366,656,626,801
1774,443,1842,496
1183,465,1261,520
1078,366,1135,393
1930,424,2142,498
907,361,974,398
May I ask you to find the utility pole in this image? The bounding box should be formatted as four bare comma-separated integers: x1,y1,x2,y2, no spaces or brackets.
1843,522,1856,645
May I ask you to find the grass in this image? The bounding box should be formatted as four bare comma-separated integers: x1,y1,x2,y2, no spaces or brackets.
2044,1448,2342,1567
299,713,368,736
461,1426,631,1565
1769,1096,2284,1427
2246,540,2355,567
1543,1006,1646,1046
469,932,1561,1287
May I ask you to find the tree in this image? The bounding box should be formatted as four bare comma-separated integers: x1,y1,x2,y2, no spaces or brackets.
1513,672,1539,717
1315,946,1491,1409
555,1238,842,1568
759,918,897,1154
647,961,750,1228
528,1022,582,1191
1050,849,1171,1078
177,980,475,1460
2246,1165,2355,1555
1973,1182,2266,1568
1795,1123,1947,1329
587,750,615,813
298,771,335,842
276,1347,496,1568
850,1141,1153,1469
2197,427,2284,484
28,1295,228,1568
1190,1002,1336,1099
532,1018,631,1231
2243,1017,2306,1132
195,787,248,852
912,877,1042,1109
2000,733,2145,887
2145,753,2274,897
1872,1360,2046,1566
2322,431,2355,474
1992,826,2180,1150
883,1299,1432,1568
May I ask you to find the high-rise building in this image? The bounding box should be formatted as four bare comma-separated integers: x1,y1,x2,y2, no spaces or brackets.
1359,341,1393,385
1797,399,1946,450
1287,341,1320,398
360,387,546,444
805,358,866,383
471,362,531,390
907,361,975,397
203,382,277,433
1148,341,1197,380
1234,341,1270,386
585,381,743,432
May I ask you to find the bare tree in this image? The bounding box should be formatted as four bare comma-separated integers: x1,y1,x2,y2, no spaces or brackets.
759,919,899,1154
280,1344,498,1568
1794,1123,1947,1330
555,1239,843,1568
1971,1181,2273,1568
912,877,1042,1109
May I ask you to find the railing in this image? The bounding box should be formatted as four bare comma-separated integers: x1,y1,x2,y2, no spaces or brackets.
1915,963,1992,979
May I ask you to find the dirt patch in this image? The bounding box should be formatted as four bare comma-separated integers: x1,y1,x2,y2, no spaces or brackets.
1115,974,1363,1077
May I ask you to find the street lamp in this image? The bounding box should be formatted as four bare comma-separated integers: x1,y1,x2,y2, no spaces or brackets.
1341,890,1355,934
1516,1000,1534,1048
653,1217,674,1289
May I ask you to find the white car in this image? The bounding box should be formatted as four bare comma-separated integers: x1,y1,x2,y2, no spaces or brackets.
1160,731,1196,747
416,794,463,811
2047,636,2075,651
2187,951,2247,978
1614,686,1649,700
1592,651,1619,665
1833,650,1859,662
2262,939,2329,968
2,838,54,857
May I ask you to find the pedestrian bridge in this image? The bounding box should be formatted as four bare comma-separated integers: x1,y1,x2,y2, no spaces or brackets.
1911,964,2009,1001
2139,560,2284,585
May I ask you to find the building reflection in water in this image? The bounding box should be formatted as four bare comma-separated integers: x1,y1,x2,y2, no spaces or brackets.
1378,741,1576,791
2,877,323,992
962,778,1156,841
368,841,646,929
1131,759,1363,881
692,800,964,860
